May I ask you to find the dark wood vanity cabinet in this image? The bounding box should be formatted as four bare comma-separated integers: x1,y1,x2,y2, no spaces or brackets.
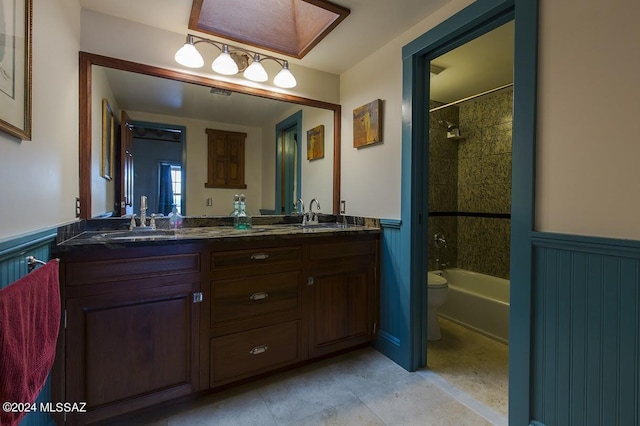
305,236,378,357
55,232,379,424
56,245,204,425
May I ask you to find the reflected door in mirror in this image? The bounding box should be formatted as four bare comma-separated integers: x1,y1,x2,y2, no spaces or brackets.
119,111,134,216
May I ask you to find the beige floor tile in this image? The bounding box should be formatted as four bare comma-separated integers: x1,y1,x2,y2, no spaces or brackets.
105,337,507,426
325,347,415,397
358,374,492,425
427,318,509,415
258,363,359,424
287,399,386,426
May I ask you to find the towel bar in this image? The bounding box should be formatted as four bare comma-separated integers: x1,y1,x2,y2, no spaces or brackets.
26,255,46,272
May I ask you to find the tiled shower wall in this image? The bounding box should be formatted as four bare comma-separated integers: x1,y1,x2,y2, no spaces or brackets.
427,89,512,279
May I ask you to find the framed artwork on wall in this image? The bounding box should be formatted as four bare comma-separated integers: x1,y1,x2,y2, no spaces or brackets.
353,99,382,148
102,99,114,180
0,0,32,140
307,124,324,160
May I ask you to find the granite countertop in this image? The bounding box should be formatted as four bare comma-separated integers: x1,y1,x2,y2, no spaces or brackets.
55,216,381,250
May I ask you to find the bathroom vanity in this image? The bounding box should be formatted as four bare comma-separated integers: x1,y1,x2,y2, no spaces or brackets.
52,221,380,425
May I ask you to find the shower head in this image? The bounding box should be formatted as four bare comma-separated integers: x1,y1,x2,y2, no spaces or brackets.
439,120,458,132
438,120,463,140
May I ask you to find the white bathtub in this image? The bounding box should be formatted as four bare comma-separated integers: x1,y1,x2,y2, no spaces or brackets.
435,268,510,343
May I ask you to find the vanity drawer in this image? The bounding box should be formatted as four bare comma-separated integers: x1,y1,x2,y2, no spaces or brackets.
308,239,376,261
211,246,301,278
65,253,201,286
211,271,300,327
210,321,301,385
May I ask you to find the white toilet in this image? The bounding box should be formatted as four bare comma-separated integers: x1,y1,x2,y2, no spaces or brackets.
427,271,449,340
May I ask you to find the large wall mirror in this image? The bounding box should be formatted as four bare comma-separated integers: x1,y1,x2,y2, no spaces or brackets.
79,52,341,220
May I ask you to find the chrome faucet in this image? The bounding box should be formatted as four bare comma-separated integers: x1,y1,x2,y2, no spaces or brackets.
307,198,321,224
293,198,305,215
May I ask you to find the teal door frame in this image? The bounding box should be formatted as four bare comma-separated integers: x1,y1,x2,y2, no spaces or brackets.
275,111,302,214
399,0,538,424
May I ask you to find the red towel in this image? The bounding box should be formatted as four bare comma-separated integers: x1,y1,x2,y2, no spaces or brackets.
0,260,61,426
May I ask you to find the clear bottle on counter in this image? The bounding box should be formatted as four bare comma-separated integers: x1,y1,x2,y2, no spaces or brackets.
168,204,183,229
234,194,252,229
229,194,240,218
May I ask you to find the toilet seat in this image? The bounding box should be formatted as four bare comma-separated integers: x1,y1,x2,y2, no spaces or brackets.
427,272,447,288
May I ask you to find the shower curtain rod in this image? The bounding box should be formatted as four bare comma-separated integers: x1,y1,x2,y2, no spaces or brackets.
429,83,513,113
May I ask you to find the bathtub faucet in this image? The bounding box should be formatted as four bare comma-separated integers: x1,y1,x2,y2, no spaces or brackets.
434,233,448,268
434,233,447,249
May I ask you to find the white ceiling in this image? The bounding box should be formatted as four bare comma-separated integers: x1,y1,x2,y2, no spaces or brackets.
78,0,451,75
80,0,514,123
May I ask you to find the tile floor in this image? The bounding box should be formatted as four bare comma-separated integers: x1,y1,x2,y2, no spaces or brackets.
108,319,509,426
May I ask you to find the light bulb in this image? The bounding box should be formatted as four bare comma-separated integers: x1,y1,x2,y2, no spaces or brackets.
243,55,268,82
211,45,239,75
174,37,204,68
273,61,297,88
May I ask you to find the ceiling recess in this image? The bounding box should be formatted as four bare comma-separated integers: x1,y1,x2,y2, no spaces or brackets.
189,0,350,59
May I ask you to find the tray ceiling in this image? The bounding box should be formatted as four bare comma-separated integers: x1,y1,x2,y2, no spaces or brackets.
189,0,350,58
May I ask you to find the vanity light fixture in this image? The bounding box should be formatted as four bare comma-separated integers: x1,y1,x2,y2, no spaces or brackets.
175,34,297,88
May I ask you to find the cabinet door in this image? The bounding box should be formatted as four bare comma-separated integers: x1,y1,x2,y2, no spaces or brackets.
309,263,374,357
64,280,199,425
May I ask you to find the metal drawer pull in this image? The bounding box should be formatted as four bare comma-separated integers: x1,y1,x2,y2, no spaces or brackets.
250,253,269,260
249,345,268,355
250,291,269,301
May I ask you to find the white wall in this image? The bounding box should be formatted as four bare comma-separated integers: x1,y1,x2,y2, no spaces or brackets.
0,0,80,241
129,111,264,216
340,0,474,220
535,0,640,240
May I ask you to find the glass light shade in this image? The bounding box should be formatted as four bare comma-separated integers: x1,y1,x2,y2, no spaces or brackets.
243,56,268,82
212,46,239,75
273,62,297,88
174,42,204,68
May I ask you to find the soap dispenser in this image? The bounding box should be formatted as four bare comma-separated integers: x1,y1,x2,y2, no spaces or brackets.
234,194,252,229
168,204,183,229
229,194,240,218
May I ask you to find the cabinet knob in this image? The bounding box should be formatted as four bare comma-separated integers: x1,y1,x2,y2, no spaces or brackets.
249,345,268,355
307,277,314,286
249,291,269,301
250,253,269,260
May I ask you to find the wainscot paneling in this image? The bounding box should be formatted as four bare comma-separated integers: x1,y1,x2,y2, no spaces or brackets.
375,220,404,358
531,232,639,426
0,230,57,426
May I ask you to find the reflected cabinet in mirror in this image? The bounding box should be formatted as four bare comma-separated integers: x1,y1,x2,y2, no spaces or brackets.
79,52,341,219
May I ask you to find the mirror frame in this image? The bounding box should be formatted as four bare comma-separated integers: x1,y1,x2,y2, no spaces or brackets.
79,51,341,219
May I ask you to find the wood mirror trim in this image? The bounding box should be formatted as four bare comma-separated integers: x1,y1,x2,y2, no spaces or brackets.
79,51,341,219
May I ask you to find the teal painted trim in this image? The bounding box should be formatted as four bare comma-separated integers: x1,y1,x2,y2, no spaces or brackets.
510,1,539,424
379,219,401,229
374,225,406,364
402,0,514,58
398,1,539,423
532,231,640,255
274,111,303,214
0,230,57,261
531,235,639,425
377,330,401,347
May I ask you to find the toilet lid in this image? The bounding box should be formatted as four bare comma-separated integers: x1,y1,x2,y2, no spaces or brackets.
427,272,448,288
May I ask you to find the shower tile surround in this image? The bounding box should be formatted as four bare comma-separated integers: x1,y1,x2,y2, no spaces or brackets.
428,89,512,279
